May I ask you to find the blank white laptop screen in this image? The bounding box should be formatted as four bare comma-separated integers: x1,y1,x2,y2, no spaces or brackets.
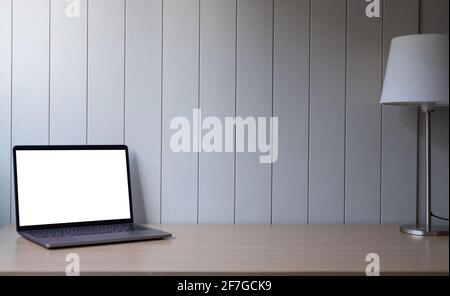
16,149,131,227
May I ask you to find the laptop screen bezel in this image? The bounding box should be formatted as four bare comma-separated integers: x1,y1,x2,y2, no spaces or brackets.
13,145,134,231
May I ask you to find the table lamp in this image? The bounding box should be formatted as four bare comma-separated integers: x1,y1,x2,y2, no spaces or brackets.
381,33,449,236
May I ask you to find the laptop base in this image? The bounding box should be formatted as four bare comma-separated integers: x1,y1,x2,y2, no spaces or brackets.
19,224,172,249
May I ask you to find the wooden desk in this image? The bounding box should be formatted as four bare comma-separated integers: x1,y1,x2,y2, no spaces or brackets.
0,224,448,275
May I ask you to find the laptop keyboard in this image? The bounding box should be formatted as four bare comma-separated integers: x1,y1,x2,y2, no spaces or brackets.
26,224,144,238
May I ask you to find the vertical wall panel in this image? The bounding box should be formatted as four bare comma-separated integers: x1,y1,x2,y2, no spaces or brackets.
429,110,449,224
309,0,346,223
87,0,124,144
418,117,425,224
381,0,419,224
418,0,449,224
345,0,382,223
125,0,162,223
0,0,11,225
11,0,50,222
12,0,49,145
198,0,235,224
272,0,309,224
161,0,199,223
50,0,87,144
235,0,273,224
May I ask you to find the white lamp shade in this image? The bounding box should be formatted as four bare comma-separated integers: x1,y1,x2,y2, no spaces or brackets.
381,34,449,106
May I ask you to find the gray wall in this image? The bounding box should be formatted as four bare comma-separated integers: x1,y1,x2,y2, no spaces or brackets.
0,0,448,225
418,0,449,225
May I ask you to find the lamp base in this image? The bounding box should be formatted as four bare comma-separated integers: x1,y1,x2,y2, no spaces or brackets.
400,224,449,236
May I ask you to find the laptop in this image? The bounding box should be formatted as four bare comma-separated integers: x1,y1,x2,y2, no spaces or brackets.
13,145,171,249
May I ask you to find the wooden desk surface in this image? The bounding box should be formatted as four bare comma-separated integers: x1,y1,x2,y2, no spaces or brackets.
0,224,448,275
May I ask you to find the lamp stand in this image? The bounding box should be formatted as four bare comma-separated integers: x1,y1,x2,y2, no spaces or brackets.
400,104,449,236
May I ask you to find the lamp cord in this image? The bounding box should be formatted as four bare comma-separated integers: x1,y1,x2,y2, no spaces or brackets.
431,212,449,222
